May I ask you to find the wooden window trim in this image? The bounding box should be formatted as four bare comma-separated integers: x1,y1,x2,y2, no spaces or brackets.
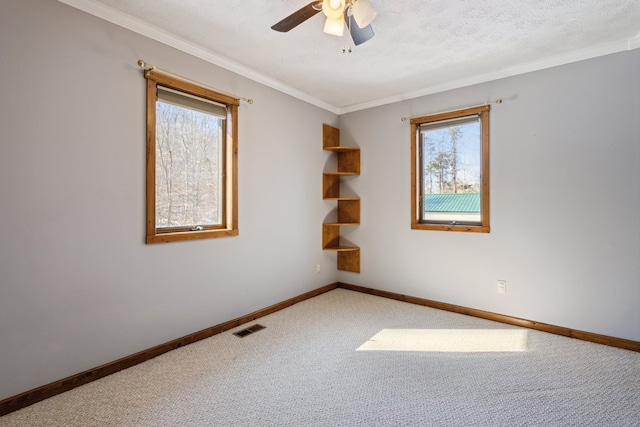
145,70,239,243
410,105,490,233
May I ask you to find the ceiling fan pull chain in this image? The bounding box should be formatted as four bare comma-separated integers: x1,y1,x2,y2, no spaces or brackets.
342,8,352,53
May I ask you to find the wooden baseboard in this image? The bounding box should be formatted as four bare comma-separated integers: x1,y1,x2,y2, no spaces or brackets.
337,282,640,352
0,283,339,417
2,280,638,417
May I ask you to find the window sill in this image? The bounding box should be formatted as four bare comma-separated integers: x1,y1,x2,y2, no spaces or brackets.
411,223,489,233
146,228,239,244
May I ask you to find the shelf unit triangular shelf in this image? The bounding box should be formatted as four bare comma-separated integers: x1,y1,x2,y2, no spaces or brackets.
322,124,360,273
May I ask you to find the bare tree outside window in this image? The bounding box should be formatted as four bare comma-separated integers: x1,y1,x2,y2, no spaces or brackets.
421,121,480,196
155,102,223,229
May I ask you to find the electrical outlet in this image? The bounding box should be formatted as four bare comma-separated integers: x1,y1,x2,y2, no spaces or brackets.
497,280,507,294
316,264,321,274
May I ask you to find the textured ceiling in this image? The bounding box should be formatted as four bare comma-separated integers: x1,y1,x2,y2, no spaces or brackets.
63,0,640,113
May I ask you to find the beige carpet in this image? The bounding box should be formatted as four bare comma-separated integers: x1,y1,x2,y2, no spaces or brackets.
1,289,639,426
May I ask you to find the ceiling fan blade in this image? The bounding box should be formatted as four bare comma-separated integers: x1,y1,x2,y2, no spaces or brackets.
271,1,323,32
346,13,374,45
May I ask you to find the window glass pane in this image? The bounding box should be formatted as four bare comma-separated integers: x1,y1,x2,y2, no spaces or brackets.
420,116,481,224
155,99,223,229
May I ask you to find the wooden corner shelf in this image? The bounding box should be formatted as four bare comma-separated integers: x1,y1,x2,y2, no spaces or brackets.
322,124,361,273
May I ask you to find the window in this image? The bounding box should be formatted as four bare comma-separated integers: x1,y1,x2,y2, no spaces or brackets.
410,105,490,233
145,70,238,243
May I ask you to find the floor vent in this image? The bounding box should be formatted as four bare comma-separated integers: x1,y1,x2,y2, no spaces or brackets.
233,324,266,338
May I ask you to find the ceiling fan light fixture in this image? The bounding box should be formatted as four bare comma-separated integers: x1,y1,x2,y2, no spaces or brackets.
322,0,345,20
271,0,375,47
350,0,377,28
323,15,345,36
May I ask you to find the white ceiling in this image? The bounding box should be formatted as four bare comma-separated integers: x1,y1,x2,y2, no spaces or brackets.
61,0,640,114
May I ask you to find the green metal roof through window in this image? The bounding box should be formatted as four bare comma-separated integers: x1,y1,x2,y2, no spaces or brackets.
425,193,480,212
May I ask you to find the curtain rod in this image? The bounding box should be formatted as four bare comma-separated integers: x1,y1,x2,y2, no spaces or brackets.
137,59,254,105
400,99,502,122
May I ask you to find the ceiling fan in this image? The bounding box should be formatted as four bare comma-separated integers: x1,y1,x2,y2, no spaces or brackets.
271,0,377,46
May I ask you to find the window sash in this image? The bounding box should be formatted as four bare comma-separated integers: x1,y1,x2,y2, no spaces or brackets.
418,115,482,226
154,98,226,232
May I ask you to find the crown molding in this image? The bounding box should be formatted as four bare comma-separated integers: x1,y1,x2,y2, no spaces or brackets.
57,1,638,116
56,0,341,115
339,36,640,114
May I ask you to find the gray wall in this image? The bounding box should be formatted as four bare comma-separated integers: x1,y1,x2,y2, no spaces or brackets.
338,51,640,342
0,0,337,400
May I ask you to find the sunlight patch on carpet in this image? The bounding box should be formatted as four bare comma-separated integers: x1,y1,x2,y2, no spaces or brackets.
357,329,528,352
